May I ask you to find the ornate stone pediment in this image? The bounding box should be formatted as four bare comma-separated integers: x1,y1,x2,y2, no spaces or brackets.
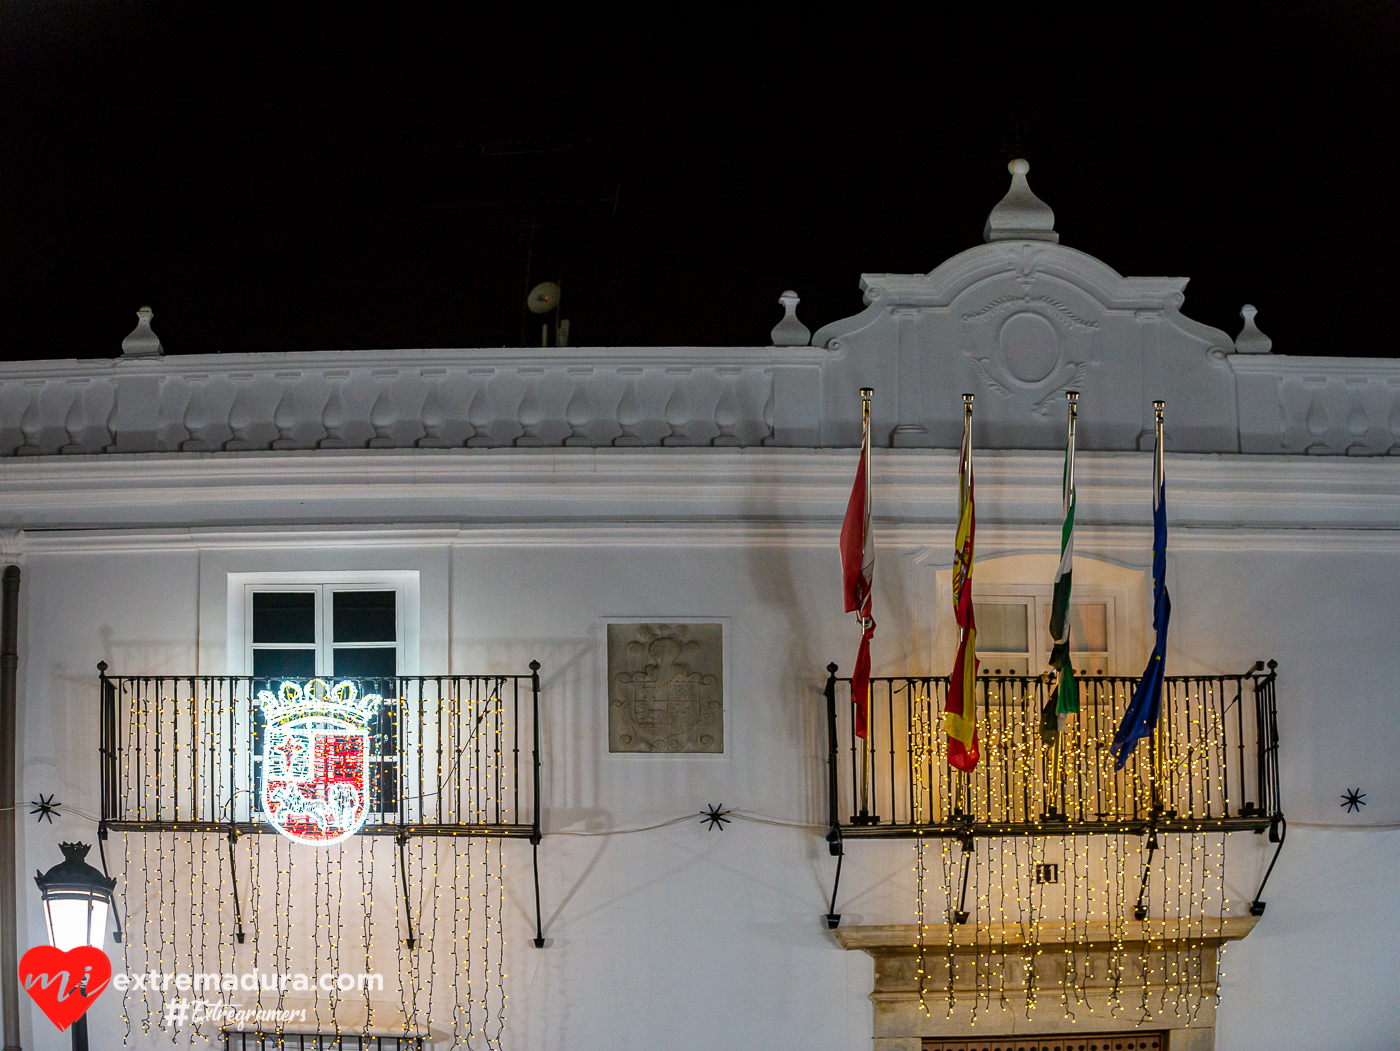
811,166,1241,452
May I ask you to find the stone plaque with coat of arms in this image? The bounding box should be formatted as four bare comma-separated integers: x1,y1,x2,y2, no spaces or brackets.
607,623,723,753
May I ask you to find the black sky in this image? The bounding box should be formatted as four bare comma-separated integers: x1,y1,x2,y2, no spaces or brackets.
1,4,1396,360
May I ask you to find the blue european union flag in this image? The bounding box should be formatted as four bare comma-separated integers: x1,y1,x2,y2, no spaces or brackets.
1111,457,1171,769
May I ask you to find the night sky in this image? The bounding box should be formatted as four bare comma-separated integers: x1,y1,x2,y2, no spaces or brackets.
1,4,1396,361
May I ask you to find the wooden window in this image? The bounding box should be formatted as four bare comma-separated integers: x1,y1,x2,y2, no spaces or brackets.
247,584,403,680
971,594,1116,677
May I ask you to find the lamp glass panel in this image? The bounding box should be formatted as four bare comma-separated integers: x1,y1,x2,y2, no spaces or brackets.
86,900,110,949
46,898,92,952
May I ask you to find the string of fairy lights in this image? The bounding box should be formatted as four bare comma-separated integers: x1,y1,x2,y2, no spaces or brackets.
910,682,934,1015
101,666,1254,1044
109,678,514,1049
886,672,1238,1025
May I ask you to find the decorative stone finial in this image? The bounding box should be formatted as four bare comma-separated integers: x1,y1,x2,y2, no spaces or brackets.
121,306,163,357
771,290,811,346
983,159,1058,244
1234,304,1272,354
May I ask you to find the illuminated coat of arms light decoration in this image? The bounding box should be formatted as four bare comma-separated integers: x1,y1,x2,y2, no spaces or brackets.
258,678,381,846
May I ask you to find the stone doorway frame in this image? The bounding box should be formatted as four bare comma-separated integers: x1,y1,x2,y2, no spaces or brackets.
835,917,1258,1051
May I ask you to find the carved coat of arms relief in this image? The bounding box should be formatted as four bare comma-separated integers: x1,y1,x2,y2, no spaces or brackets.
607,623,723,753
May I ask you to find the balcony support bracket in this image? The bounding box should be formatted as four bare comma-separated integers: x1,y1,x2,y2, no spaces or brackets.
395,831,416,949
1133,821,1160,921
96,823,124,944
953,830,975,925
226,826,246,944
1249,816,1287,916
824,828,844,930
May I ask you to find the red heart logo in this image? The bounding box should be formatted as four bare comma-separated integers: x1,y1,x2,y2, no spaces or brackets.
19,945,111,1032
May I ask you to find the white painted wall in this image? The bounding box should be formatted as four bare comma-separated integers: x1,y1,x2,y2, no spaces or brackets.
5,448,1399,1050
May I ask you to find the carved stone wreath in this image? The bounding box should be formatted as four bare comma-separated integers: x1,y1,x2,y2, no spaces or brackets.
963,298,1095,418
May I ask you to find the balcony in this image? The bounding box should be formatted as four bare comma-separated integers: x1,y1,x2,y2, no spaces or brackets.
821,663,1281,841
818,662,1287,1025
98,668,541,840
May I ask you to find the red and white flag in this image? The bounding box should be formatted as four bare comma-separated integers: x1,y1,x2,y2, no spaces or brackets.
945,397,980,771
840,403,875,737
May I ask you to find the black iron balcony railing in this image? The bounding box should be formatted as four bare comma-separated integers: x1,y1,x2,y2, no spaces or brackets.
822,662,1281,840
227,1036,423,1051
98,667,542,840
97,664,549,946
818,661,1284,929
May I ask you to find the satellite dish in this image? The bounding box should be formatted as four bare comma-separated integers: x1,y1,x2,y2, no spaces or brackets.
527,281,561,314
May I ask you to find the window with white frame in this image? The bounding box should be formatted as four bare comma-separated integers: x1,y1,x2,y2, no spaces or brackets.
239,578,412,820
248,585,403,681
973,592,1116,677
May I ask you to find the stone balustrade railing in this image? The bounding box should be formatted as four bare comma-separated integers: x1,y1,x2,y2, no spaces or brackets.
1233,355,1400,456
0,348,831,456
1,344,1397,456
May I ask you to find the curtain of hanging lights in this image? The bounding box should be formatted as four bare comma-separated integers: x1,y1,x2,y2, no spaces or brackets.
905,680,1230,1025
113,682,512,1049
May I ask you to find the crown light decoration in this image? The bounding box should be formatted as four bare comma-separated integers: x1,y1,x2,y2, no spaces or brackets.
258,678,382,846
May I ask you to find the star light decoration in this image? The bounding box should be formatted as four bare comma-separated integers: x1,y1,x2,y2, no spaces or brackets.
1341,788,1367,813
701,804,731,831
29,794,61,823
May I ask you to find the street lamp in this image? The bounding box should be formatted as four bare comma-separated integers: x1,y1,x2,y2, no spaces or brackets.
35,842,115,1051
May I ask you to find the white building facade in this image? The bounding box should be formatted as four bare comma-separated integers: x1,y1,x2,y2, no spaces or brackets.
0,164,1396,1051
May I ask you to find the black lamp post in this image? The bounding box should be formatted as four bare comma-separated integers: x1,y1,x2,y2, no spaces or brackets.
34,843,115,1051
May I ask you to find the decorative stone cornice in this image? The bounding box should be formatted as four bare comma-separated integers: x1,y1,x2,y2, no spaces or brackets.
1,448,1396,535
0,345,824,456
833,916,1258,953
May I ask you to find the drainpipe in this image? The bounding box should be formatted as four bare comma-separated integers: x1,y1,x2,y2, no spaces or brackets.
1,564,21,1051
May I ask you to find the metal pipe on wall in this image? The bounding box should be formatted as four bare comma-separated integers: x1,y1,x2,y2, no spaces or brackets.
1,564,22,1051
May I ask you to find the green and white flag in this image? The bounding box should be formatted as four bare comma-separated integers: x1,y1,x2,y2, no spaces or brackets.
1042,394,1079,743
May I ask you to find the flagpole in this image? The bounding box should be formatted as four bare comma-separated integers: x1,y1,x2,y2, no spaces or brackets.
959,392,973,815
859,387,874,820
1065,391,1078,505
1052,390,1078,820
1154,400,1165,488
1149,399,1165,813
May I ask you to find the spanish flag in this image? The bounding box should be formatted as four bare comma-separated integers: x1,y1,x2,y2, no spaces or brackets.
945,396,979,771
